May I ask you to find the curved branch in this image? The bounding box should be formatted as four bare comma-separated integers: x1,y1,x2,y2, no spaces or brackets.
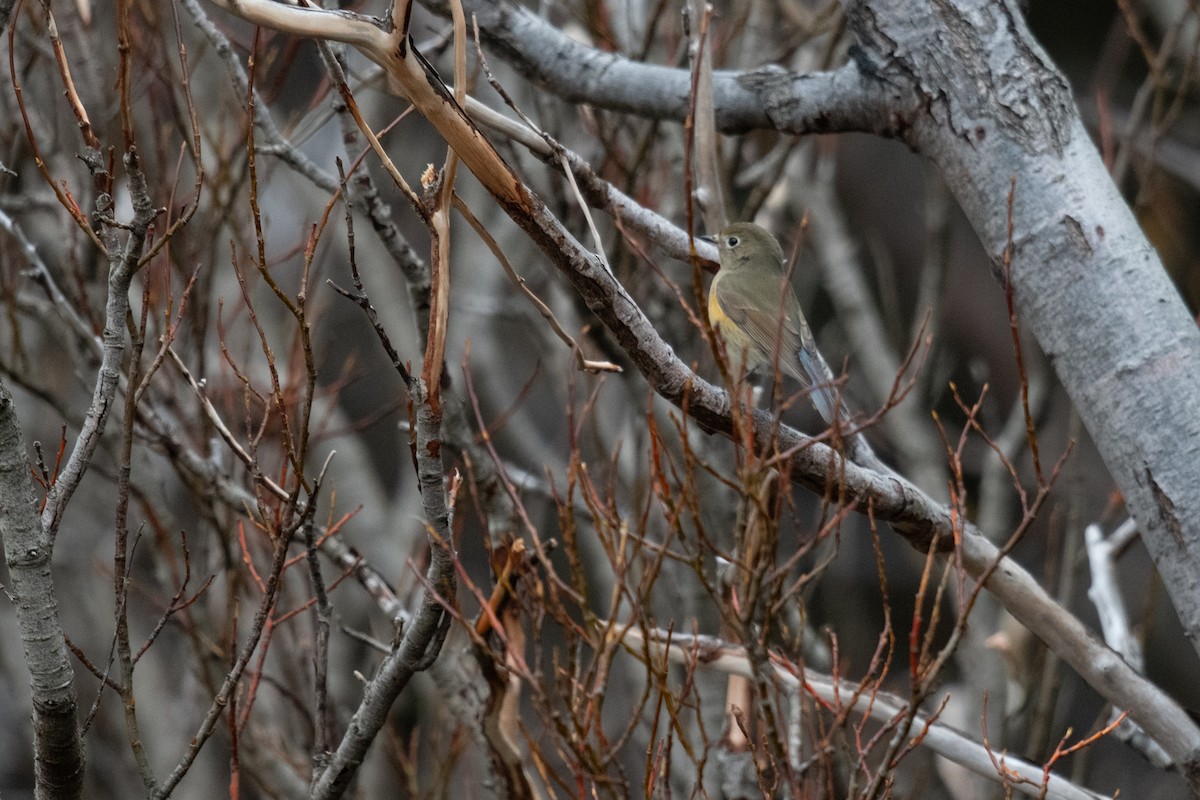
309,380,455,799
844,0,1200,706
426,0,906,134
204,0,1200,782
209,0,385,49
623,626,1106,800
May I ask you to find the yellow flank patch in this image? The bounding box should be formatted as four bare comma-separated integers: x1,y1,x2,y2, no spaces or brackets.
708,285,753,373
707,287,727,328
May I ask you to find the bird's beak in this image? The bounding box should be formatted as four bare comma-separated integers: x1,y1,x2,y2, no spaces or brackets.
697,233,717,244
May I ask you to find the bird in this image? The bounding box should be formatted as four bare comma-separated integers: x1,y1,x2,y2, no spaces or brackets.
703,221,841,424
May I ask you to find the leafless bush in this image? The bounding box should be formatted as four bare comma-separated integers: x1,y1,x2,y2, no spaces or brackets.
1,1,1199,798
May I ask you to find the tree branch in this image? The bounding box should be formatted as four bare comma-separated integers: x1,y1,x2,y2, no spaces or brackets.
0,378,84,798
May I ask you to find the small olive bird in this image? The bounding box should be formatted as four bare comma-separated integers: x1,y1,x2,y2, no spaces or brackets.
703,222,841,423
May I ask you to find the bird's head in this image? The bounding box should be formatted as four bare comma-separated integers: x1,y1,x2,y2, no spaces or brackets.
703,222,785,270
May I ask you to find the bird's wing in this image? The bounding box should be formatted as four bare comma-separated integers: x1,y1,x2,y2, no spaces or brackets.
714,271,813,385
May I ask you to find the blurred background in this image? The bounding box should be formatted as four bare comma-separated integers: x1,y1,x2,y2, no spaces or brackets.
0,0,1198,797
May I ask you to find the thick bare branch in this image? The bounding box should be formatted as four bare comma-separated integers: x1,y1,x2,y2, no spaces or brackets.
201,0,1200,780
0,378,84,798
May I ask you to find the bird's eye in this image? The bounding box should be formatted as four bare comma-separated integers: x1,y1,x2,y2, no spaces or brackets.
725,235,739,248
